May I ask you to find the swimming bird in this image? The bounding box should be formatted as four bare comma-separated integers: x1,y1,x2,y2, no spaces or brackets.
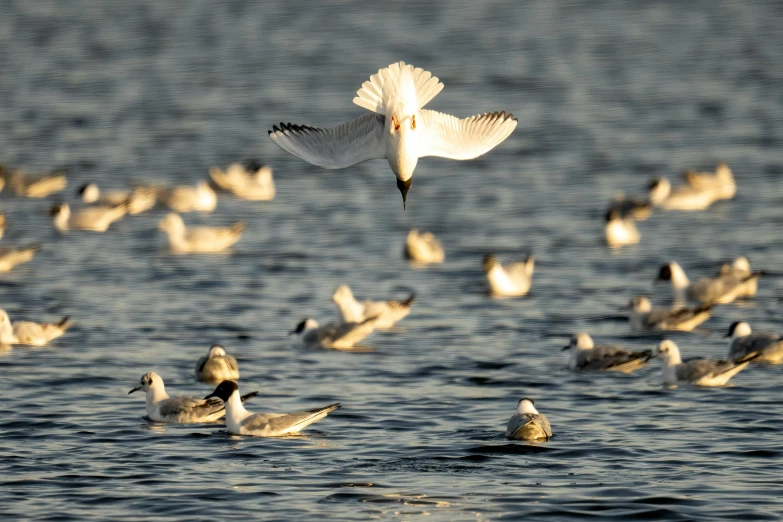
51,202,128,232
0,309,73,346
648,177,718,211
195,344,240,383
655,339,757,387
656,262,761,304
604,209,640,247
725,321,783,364
4,169,67,198
563,332,653,373
209,160,275,201
483,254,534,297
504,398,552,441
0,243,40,272
128,372,257,423
159,181,217,213
158,213,245,253
269,61,518,208
404,229,445,263
289,317,380,350
606,195,653,221
628,296,712,332
684,162,736,200
717,257,759,298
205,380,340,437
332,284,415,329
79,183,160,214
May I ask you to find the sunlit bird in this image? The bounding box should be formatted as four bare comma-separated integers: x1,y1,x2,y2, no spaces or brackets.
51,201,128,233
159,181,217,213
563,332,653,373
684,162,736,200
79,183,160,215
205,380,340,437
404,229,445,263
269,61,518,208
725,321,783,364
195,344,240,383
0,243,39,272
332,284,414,329
656,262,761,305
628,296,711,332
209,160,275,201
0,309,72,346
3,168,67,198
505,398,552,441
717,256,759,298
289,317,380,350
483,254,534,297
648,177,718,211
655,339,757,387
158,213,245,253
604,208,640,248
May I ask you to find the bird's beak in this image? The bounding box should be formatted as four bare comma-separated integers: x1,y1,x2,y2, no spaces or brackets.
203,391,217,400
287,329,296,335
722,333,730,339
562,345,571,351
128,386,141,394
396,178,412,210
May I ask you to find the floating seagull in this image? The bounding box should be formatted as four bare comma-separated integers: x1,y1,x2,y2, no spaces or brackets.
159,181,217,213
725,321,783,364
209,160,275,201
51,202,128,233
205,380,340,437
563,332,653,373
717,257,759,298
158,213,245,253
0,243,39,272
129,371,258,423
648,177,717,211
656,262,761,304
483,254,534,297
79,183,159,215
332,285,415,329
604,209,640,248
606,195,652,221
655,339,757,387
505,398,552,441
4,168,67,198
269,62,518,208
628,296,712,332
404,229,445,264
0,309,72,346
195,344,239,383
684,163,736,200
289,317,380,350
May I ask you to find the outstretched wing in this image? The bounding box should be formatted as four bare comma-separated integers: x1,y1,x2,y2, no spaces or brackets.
268,113,386,169
418,109,517,160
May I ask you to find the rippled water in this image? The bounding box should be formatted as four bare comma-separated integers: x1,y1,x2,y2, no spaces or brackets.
2,1,783,520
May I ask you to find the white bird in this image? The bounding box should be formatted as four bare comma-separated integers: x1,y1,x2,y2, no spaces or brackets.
505,398,552,441
0,243,39,272
195,344,240,383
332,284,415,329
717,257,759,298
628,296,712,332
159,181,217,213
564,332,653,373
4,168,67,198
726,321,783,364
51,202,128,232
404,229,445,264
684,162,736,200
205,380,340,437
656,262,761,304
648,177,718,211
128,372,257,423
483,254,534,297
158,213,245,254
0,309,73,346
269,61,518,208
289,317,380,350
655,339,757,387
209,160,275,201
604,209,640,247
79,183,160,214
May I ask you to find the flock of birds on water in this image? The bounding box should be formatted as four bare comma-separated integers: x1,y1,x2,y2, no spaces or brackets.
3,61,781,441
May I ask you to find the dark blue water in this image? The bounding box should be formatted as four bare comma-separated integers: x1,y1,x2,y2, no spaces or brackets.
1,1,782,520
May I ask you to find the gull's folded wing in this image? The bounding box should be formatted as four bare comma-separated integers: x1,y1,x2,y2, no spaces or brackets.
268,113,386,169
418,110,517,160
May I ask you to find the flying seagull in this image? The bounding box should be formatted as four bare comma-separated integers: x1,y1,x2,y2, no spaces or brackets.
268,62,518,208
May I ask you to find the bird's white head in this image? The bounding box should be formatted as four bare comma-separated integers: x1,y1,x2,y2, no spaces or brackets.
630,296,652,313
387,111,419,209
567,332,594,351
656,340,682,365
79,183,100,203
517,398,539,415
129,371,163,394
332,284,355,305
726,321,752,340
207,344,227,358
158,213,186,234
648,177,671,205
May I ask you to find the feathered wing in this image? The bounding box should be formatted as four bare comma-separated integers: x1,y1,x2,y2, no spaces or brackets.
159,396,224,418
242,404,340,435
418,109,517,160
353,62,443,114
268,113,386,169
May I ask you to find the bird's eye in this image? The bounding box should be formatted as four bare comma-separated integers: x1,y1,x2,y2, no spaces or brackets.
411,115,416,130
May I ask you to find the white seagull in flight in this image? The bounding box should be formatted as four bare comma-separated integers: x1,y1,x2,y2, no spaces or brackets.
269,61,518,208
